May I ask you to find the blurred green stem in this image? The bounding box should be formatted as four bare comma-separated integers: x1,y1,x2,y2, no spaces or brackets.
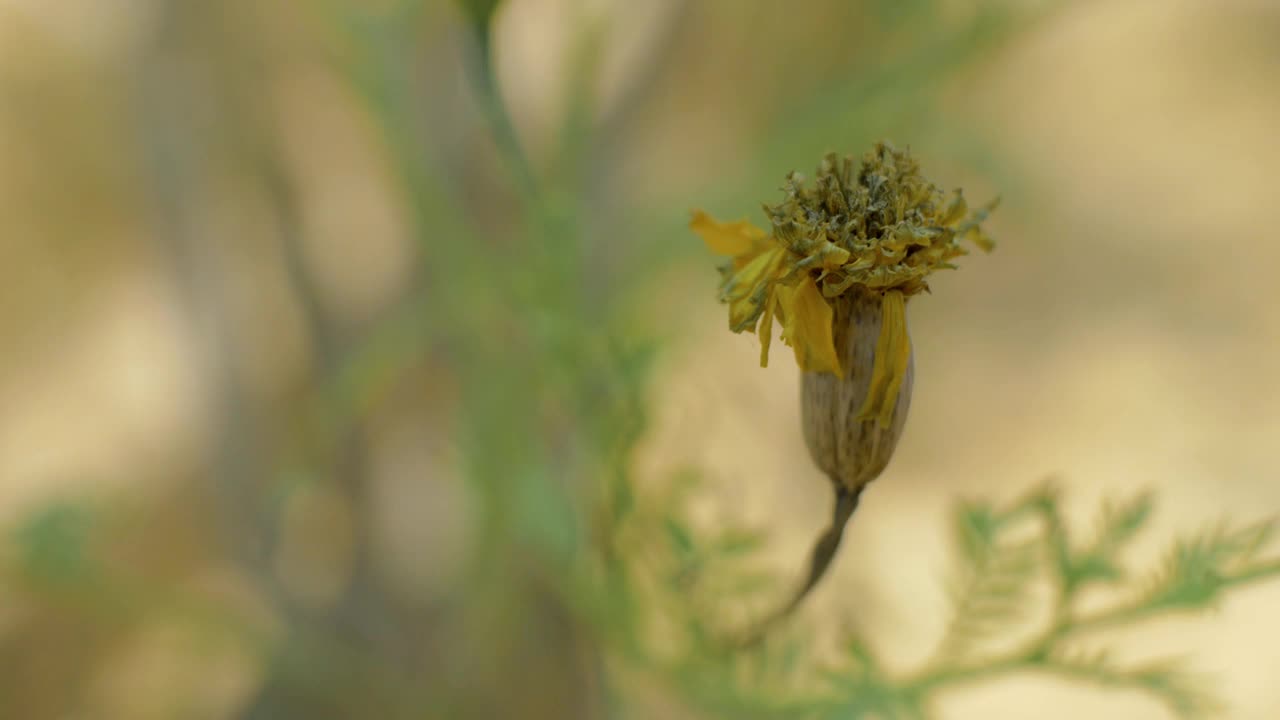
462,16,541,207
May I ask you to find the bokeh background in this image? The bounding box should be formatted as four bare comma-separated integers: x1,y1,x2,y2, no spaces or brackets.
1,0,1279,718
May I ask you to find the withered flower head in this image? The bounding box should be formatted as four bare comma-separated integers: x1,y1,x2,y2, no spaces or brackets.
692,142,995,486
690,142,996,631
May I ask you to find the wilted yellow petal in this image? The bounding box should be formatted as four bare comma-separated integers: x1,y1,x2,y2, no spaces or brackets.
877,303,911,427
795,240,851,272
857,290,909,428
690,210,766,257
941,190,967,225
723,247,787,332
778,276,842,377
965,226,995,252
955,197,1000,252
758,295,777,367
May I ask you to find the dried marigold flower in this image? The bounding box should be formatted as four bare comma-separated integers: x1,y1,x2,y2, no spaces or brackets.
691,141,996,634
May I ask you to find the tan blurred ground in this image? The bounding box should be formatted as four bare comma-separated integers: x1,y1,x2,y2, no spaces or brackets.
2,0,1279,718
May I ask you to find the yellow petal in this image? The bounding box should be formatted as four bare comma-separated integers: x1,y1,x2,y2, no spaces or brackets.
955,197,1000,252
757,295,777,368
965,226,995,252
777,276,842,377
690,210,766,257
724,247,787,332
803,240,852,271
941,190,967,225
857,290,909,428
877,303,911,428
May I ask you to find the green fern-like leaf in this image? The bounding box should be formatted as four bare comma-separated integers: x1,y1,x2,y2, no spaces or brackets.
938,502,1042,658
1141,518,1277,610
1094,492,1155,552
1044,648,1220,719
1065,491,1155,585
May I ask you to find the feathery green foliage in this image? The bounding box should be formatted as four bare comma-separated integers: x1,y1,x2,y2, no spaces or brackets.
607,478,1280,719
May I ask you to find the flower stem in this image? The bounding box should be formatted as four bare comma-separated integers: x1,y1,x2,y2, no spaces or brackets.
737,484,864,646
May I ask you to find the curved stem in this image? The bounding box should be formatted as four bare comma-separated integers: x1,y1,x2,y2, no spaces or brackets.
788,485,864,614
737,484,863,646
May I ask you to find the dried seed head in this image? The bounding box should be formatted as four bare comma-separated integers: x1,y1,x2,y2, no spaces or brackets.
801,288,914,493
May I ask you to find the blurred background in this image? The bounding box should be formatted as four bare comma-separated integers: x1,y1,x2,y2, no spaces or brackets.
1,0,1279,718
